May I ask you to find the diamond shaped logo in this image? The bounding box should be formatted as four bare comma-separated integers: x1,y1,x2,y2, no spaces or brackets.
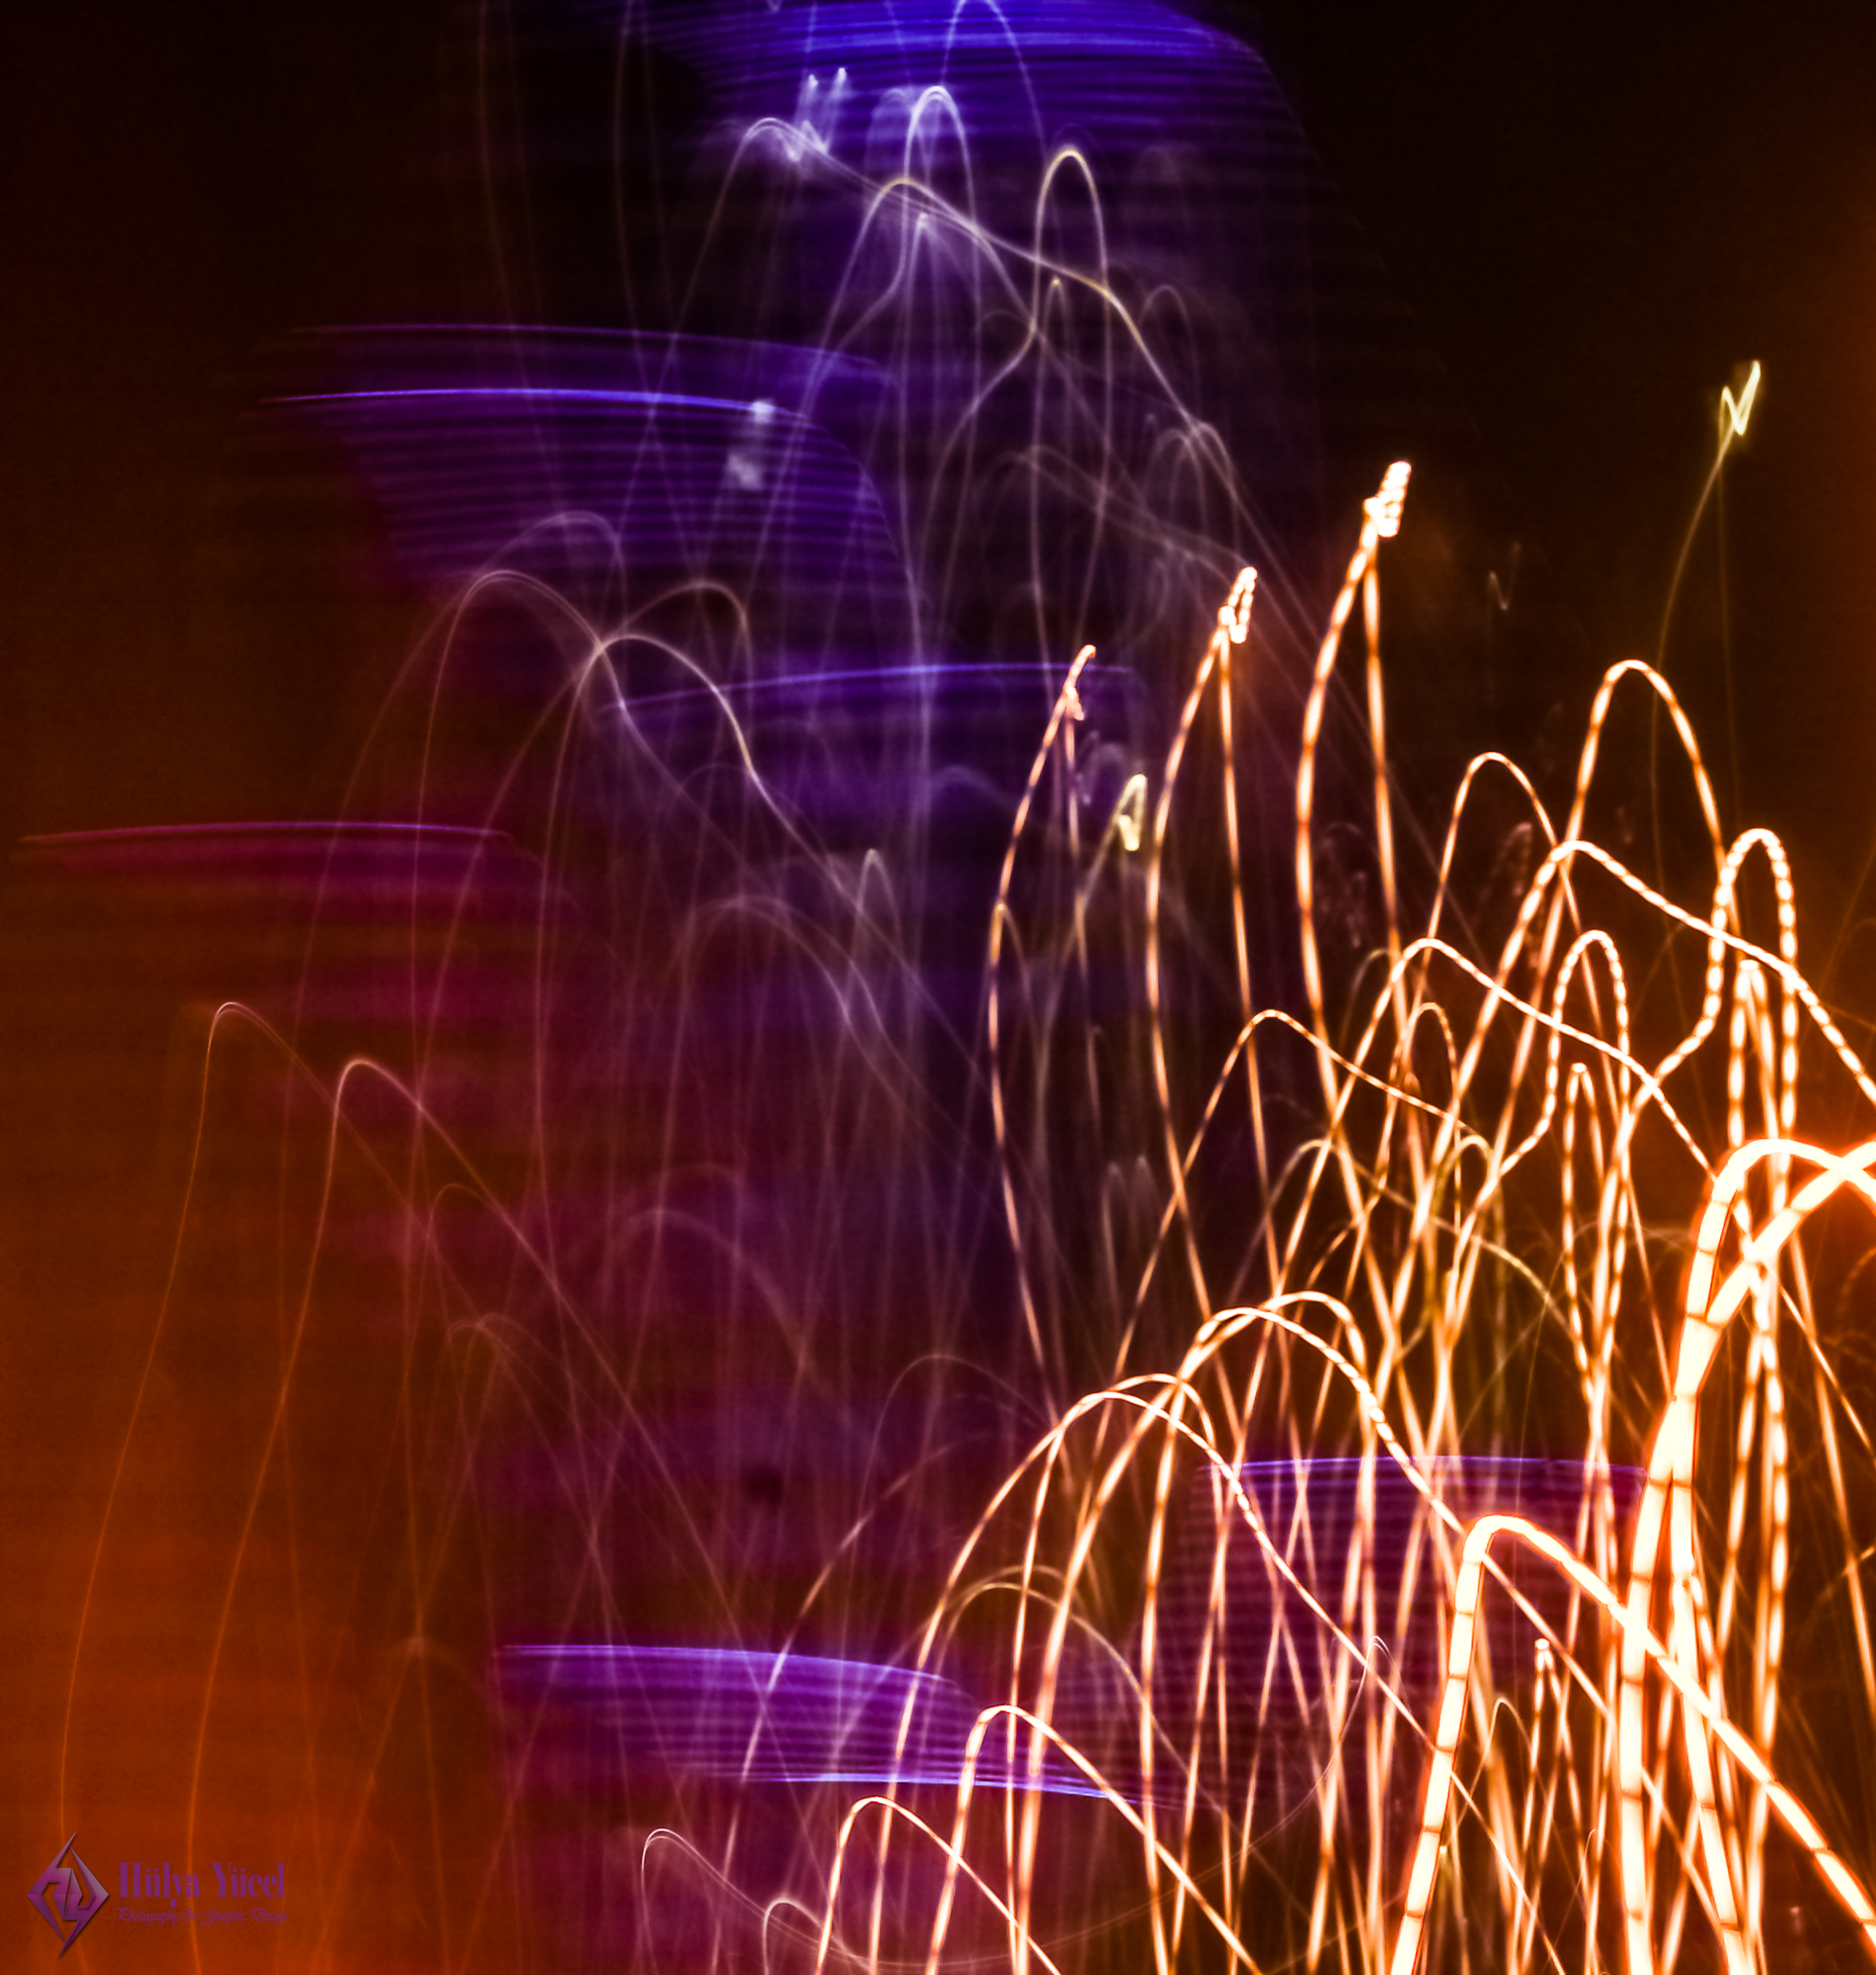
27,1835,109,1957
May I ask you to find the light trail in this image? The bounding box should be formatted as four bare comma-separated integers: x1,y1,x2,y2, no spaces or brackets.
48,2,1873,1962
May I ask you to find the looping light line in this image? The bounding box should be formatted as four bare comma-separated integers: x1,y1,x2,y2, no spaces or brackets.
949,450,1876,1975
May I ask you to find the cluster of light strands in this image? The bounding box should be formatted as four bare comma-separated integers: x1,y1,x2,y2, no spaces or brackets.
47,23,1328,1967
40,13,1406,1967
45,0,1871,1962
814,439,1876,1975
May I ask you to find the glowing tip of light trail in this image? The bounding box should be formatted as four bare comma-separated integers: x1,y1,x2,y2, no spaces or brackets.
1114,773,1147,852
1366,460,1412,538
1217,565,1257,643
1721,360,1762,439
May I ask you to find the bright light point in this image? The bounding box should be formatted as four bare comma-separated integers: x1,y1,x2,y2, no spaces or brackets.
1721,360,1762,439
1114,774,1147,852
1366,459,1412,537
1217,565,1257,642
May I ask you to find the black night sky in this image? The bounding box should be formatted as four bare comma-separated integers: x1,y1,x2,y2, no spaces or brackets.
1249,1,1876,912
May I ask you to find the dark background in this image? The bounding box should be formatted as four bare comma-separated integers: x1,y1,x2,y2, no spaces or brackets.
1243,0,1876,933
3,0,1875,895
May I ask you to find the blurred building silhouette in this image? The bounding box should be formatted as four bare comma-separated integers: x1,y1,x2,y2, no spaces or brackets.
4,5,1479,1968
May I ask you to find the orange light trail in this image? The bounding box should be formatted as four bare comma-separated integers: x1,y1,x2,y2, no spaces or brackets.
902,432,1876,1975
